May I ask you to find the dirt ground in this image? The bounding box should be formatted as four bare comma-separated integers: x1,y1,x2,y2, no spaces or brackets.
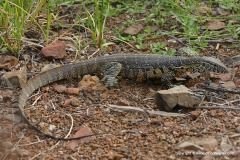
1,46,240,160
1,3,240,160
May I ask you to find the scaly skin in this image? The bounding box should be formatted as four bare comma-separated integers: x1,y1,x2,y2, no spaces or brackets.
18,54,228,140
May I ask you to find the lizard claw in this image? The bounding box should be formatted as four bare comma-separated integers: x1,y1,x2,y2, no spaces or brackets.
101,75,118,87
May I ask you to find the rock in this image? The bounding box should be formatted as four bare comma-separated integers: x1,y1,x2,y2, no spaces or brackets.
104,150,123,159
65,87,80,95
210,10,218,16
164,121,174,127
63,98,72,107
41,40,66,59
176,141,204,151
63,97,80,107
217,7,229,16
78,75,108,97
48,124,56,131
71,97,81,106
116,98,130,106
2,67,27,89
53,85,67,93
0,90,13,102
220,81,236,90
236,126,240,133
189,110,201,120
205,20,226,30
0,55,18,70
123,23,143,36
78,75,101,90
155,85,202,111
5,114,22,123
65,126,95,151
198,3,209,14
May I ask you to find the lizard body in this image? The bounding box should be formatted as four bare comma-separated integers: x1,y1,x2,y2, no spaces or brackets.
18,54,228,140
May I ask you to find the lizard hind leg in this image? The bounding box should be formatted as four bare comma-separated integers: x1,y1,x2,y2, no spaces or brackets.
101,62,122,87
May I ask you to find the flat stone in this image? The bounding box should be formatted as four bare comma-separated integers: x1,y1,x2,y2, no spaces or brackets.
2,67,27,89
53,85,67,93
123,23,143,36
155,85,202,111
189,110,201,120
236,126,240,133
41,40,66,59
217,7,229,16
0,55,18,70
205,20,226,31
116,98,130,106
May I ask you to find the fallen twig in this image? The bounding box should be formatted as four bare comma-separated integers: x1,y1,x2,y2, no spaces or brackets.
201,84,240,94
107,104,187,117
198,105,240,111
2,133,24,160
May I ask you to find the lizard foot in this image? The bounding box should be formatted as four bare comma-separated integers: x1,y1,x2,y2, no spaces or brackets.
101,62,122,87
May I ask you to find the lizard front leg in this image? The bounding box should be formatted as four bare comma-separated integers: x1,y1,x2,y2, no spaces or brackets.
101,62,122,87
161,70,176,89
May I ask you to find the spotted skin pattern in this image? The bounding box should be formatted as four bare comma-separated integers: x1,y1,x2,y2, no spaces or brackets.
18,53,228,140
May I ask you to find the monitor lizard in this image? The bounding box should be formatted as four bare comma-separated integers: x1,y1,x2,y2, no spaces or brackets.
18,53,228,140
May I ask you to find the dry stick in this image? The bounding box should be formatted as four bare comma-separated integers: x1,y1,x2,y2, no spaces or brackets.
201,84,240,94
88,48,100,59
230,134,240,138
21,37,44,48
107,104,187,117
198,105,240,111
205,98,240,106
29,112,74,160
178,38,240,43
32,95,42,106
18,139,45,147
